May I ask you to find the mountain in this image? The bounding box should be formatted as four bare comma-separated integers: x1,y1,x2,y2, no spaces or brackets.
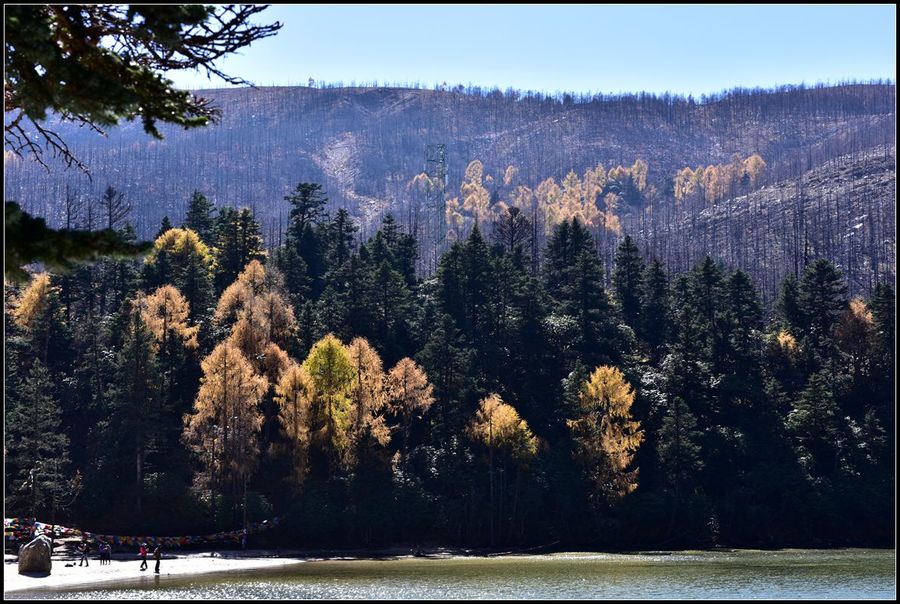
3,82,895,299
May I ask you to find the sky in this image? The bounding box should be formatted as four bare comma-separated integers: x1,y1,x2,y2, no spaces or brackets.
167,5,896,97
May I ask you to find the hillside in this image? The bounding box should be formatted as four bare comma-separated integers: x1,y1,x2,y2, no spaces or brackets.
3,82,896,297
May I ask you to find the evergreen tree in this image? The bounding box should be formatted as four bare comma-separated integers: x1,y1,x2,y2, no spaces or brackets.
787,370,840,479
798,259,848,366
103,300,163,514
656,396,703,499
183,191,217,246
612,235,644,331
5,360,74,520
776,274,804,335
638,259,670,359
545,219,618,369
326,208,357,270
274,244,311,312
213,207,267,294
417,313,476,439
285,183,328,242
156,216,173,239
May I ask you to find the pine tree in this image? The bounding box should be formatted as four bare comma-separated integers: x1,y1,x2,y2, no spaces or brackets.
656,396,703,499
638,259,670,359
284,183,328,243
106,301,162,514
545,219,618,369
612,235,644,331
326,208,357,270
720,270,764,400
5,360,74,520
798,259,848,366
213,207,267,294
156,216,173,239
183,191,217,246
776,275,805,334
416,313,476,439
787,370,840,478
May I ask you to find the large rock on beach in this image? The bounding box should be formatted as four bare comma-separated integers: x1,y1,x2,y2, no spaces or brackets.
18,535,53,574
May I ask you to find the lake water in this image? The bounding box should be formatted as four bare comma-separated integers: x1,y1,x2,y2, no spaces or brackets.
10,549,896,599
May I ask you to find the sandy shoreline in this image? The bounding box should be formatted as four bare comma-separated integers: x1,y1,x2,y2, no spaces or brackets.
4,550,322,595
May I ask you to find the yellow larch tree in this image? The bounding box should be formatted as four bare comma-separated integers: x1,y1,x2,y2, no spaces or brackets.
386,357,434,455
673,167,697,204
535,176,561,233
183,341,267,508
346,337,391,455
274,362,315,486
461,159,491,226
301,333,357,473
743,154,766,187
140,285,199,350
214,260,296,374
466,393,538,545
11,272,65,363
11,272,54,332
567,365,644,505
631,159,648,193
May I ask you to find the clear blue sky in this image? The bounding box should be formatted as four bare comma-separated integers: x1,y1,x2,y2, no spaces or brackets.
167,5,896,96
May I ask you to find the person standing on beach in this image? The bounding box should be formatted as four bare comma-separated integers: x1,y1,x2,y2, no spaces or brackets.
153,544,162,574
139,542,148,571
78,539,90,567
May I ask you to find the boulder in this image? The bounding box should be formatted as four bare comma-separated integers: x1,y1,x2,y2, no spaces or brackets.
18,535,53,574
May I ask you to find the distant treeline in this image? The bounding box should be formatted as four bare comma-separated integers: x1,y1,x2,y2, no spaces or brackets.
5,82,894,305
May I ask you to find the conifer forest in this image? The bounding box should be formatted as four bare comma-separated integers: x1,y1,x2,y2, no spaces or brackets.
4,28,898,551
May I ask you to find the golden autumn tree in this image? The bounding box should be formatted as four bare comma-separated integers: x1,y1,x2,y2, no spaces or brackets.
140,285,199,351
301,333,357,474
142,227,215,319
346,337,391,461
567,365,644,505
183,341,267,516
214,259,295,375
274,362,315,486
11,272,65,363
630,159,648,193
467,393,538,545
386,357,434,455
262,342,291,385
743,154,766,187
461,159,491,226
673,167,697,204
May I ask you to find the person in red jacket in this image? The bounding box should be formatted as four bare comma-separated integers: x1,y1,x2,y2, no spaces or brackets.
139,543,148,571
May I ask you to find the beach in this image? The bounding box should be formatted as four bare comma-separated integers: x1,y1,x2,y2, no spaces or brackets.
4,550,309,596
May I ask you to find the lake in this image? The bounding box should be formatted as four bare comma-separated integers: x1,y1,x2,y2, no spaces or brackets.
9,549,896,599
